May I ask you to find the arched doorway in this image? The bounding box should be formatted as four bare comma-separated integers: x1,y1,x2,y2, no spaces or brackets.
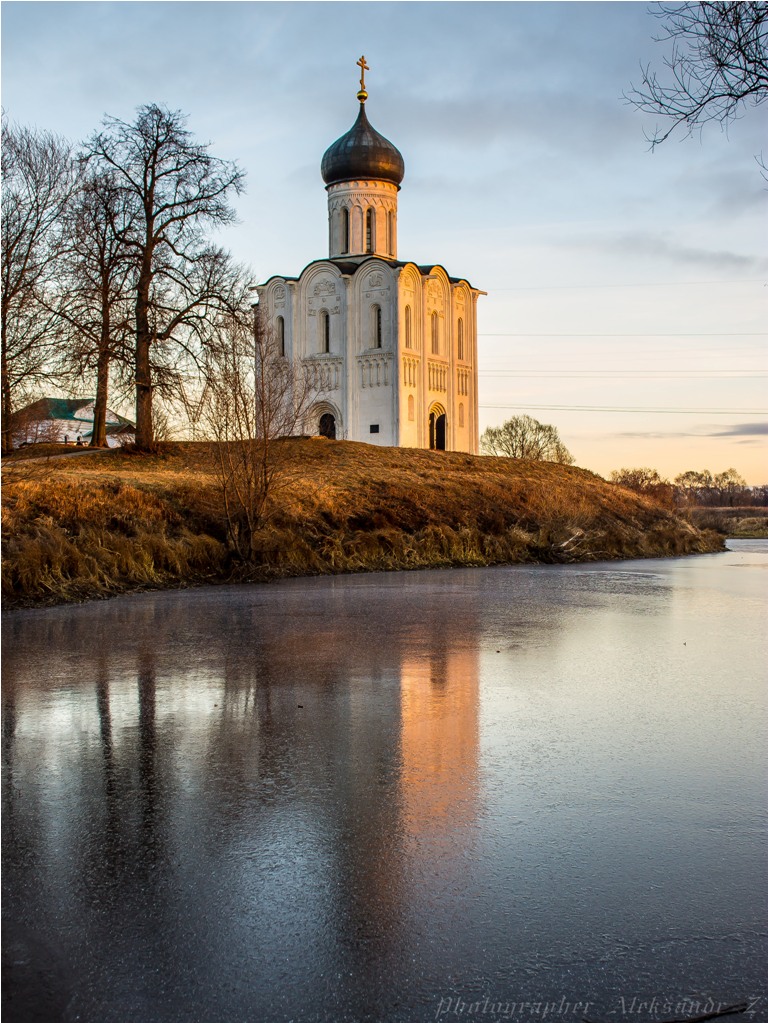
319,412,336,440
428,404,446,451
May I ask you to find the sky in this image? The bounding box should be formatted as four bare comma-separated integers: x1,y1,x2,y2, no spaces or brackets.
2,0,767,483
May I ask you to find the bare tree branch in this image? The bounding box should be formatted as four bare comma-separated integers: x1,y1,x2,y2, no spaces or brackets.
200,306,317,560
1,116,79,453
82,104,246,450
481,415,575,464
626,2,768,148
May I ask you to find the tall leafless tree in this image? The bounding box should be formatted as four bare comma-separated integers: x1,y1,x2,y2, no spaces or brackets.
201,306,317,560
1,117,79,453
54,168,136,446
626,2,768,148
481,415,575,464
83,104,246,450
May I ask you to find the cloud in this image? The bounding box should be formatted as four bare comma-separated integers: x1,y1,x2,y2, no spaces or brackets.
709,422,768,437
616,422,768,440
574,231,768,274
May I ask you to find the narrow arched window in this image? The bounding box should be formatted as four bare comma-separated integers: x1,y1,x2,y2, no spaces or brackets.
408,394,415,421
320,310,330,353
457,317,464,360
366,208,375,253
341,207,350,254
404,305,412,349
276,316,285,357
388,210,395,254
431,311,439,355
372,305,382,348
459,402,465,428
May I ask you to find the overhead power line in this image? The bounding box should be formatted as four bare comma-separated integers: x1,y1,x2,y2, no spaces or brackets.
486,279,766,292
479,371,768,379
479,403,768,415
479,332,767,338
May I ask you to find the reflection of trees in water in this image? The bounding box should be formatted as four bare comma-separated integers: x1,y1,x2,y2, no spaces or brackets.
94,655,122,879
3,584,483,1007
2,684,17,804
137,649,160,871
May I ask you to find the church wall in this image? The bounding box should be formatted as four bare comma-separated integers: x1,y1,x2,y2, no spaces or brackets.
349,260,397,445
423,268,452,449
450,282,476,455
258,262,480,453
296,263,349,436
396,266,423,448
258,278,294,359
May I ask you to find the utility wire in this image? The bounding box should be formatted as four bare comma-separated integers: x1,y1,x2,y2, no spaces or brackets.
479,332,766,338
479,403,768,415
486,279,766,292
479,372,768,379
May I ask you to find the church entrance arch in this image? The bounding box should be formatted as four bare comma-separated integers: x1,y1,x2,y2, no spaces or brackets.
428,403,447,451
310,401,342,441
319,412,336,440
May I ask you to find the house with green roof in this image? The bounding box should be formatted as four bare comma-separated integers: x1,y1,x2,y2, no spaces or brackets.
13,398,135,448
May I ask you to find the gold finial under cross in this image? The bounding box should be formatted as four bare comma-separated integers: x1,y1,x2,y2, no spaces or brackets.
356,55,370,101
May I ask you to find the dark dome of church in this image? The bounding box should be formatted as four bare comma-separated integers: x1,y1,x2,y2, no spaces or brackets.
321,104,405,187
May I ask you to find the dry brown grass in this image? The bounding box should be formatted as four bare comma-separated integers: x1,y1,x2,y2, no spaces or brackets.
2,439,724,608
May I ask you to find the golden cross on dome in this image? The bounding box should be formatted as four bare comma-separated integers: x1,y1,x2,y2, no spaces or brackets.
356,55,370,95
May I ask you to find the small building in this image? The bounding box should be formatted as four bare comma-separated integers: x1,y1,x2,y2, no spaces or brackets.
256,57,484,452
12,398,135,448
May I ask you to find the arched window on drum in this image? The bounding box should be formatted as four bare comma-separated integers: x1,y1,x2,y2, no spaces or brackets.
341,207,350,254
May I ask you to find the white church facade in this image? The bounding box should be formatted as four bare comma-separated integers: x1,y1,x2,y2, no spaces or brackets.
257,57,483,453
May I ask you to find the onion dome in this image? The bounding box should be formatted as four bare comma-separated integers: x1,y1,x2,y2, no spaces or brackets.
321,63,405,187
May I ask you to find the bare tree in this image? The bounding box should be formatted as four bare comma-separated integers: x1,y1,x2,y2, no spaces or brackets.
83,104,246,450
626,2,768,148
54,168,136,446
713,467,748,506
610,467,676,509
481,415,575,464
673,467,747,506
1,117,79,453
201,307,316,561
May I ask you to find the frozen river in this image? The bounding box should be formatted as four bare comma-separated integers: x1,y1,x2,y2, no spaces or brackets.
2,542,766,1022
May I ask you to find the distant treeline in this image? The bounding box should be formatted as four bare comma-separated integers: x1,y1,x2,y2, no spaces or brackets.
610,467,767,509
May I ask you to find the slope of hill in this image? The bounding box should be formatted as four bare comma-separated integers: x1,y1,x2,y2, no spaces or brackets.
2,440,724,608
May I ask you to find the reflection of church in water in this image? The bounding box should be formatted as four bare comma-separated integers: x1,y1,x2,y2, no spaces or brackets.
257,57,483,453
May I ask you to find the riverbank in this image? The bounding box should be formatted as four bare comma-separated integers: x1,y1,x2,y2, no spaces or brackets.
2,439,724,608
689,506,768,539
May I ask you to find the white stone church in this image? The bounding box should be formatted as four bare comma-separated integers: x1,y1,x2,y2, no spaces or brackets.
257,58,483,453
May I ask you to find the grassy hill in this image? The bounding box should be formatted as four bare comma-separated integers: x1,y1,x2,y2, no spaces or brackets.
2,439,724,608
